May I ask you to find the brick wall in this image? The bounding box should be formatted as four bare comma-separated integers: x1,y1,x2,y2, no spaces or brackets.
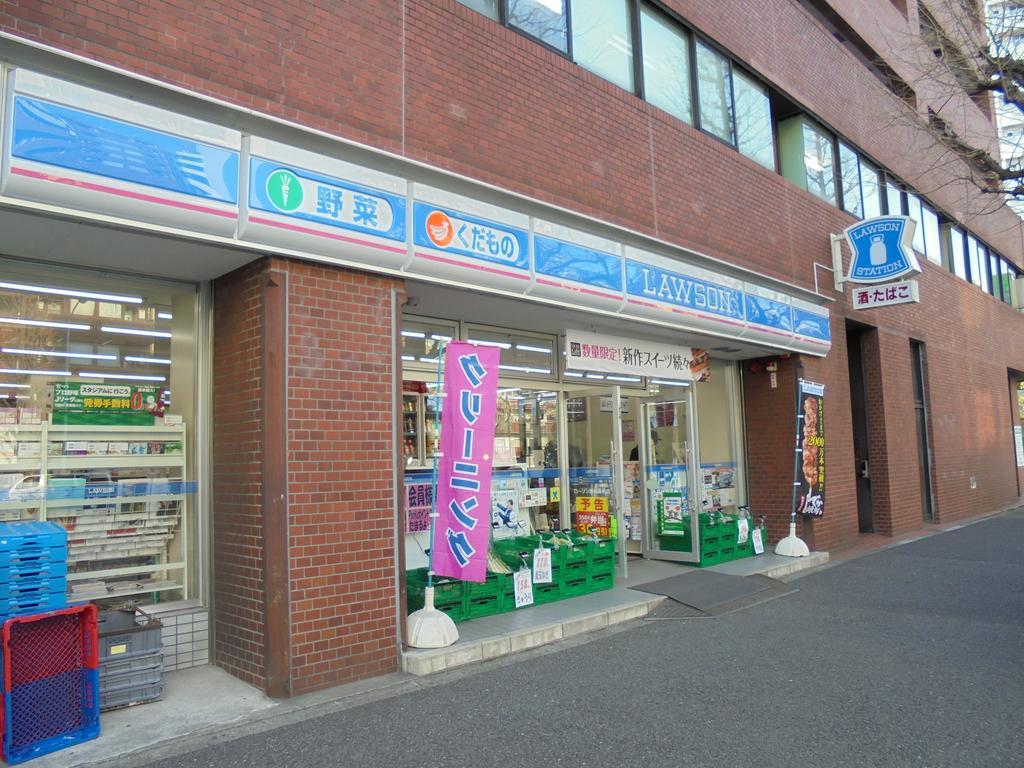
282,259,401,694
212,260,266,689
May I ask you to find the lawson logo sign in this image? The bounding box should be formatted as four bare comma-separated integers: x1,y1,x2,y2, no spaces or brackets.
843,216,921,284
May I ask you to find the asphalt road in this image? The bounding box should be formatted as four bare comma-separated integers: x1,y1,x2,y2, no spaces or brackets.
121,512,1024,768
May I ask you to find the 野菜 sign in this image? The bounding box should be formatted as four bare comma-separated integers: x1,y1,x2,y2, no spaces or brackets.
432,342,501,583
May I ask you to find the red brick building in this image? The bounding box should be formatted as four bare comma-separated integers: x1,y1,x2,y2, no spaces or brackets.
0,1,1020,697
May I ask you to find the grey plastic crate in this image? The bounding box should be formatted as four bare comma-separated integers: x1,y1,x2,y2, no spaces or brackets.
100,680,164,712
98,609,162,660
100,647,162,677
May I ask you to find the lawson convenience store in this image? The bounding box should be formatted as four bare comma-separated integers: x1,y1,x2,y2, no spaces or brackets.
0,60,831,694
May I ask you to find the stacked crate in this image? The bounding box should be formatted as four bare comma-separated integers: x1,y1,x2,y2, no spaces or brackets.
0,522,68,624
97,610,164,711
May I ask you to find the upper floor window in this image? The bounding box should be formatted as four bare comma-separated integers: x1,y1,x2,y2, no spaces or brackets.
508,0,568,52
696,41,734,143
639,6,692,124
572,0,634,90
733,70,774,169
779,116,835,204
948,226,968,281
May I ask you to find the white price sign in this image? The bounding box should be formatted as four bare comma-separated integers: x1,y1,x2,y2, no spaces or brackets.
752,527,764,555
737,517,749,545
532,548,552,584
513,568,534,608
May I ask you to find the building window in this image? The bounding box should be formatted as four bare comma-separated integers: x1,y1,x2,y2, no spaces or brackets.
905,192,926,255
884,179,904,216
464,324,557,380
801,121,836,203
733,70,774,169
695,41,734,143
990,251,1004,301
839,142,863,217
399,316,459,372
639,6,692,124
571,0,634,90
967,236,990,292
921,205,941,265
508,0,568,52
1002,258,1018,304
948,226,968,280
457,0,499,19
861,160,882,218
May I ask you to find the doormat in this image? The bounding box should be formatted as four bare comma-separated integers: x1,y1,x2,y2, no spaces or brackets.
633,571,796,617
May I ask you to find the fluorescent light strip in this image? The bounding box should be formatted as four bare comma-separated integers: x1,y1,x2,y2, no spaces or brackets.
564,371,584,378
418,357,438,364
400,330,426,339
400,355,416,362
0,281,143,304
467,339,511,349
124,356,172,365
100,326,172,338
585,374,605,380
0,316,90,331
606,375,641,383
515,344,552,354
430,334,453,341
78,372,166,382
0,367,71,376
0,383,30,389
2,348,117,361
157,312,173,320
651,379,691,387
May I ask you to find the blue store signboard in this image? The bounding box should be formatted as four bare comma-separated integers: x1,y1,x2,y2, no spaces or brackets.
412,202,529,272
843,215,921,284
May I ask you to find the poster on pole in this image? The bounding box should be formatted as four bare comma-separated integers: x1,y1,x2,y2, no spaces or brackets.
795,380,825,517
431,342,501,583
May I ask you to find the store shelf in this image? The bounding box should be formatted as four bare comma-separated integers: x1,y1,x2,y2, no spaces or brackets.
46,493,186,509
67,561,185,582
0,460,44,471
48,455,184,469
0,425,44,433
48,424,184,435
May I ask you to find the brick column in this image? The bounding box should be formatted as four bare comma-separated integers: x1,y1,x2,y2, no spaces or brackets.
213,256,402,696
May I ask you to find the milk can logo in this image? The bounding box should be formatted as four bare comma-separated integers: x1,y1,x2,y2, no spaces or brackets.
843,215,920,284
266,169,303,212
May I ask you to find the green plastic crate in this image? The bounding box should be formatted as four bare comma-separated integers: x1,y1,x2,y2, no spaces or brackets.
533,580,562,604
588,571,614,593
466,592,503,619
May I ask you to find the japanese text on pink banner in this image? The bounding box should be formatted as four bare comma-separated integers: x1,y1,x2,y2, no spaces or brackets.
431,342,500,582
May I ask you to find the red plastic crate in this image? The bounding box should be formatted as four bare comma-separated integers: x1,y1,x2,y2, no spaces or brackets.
1,605,100,764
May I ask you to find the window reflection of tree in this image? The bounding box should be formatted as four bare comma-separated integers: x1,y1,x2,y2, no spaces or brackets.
696,44,734,142
508,0,568,51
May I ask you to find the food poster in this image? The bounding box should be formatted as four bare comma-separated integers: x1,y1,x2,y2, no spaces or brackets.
658,492,687,536
794,380,825,517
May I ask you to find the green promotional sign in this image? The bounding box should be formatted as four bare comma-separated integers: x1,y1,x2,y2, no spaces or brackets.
51,383,162,426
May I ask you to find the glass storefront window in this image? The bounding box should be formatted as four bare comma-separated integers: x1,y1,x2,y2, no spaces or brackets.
733,70,774,170
639,6,692,124
508,0,568,52
571,0,634,91
400,315,457,372
0,258,197,604
694,360,742,515
696,41,734,143
464,324,556,379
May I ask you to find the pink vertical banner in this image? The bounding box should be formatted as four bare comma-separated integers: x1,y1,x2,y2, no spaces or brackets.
431,342,501,583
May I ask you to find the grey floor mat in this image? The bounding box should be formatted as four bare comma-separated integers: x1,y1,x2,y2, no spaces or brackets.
643,575,798,619
631,570,771,611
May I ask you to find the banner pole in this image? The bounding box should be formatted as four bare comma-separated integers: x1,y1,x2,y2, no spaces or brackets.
426,343,445,591
775,375,810,557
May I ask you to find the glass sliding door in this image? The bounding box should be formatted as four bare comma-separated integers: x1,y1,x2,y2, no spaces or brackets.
641,389,700,562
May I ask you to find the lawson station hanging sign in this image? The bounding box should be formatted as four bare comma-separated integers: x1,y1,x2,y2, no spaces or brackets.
0,68,831,356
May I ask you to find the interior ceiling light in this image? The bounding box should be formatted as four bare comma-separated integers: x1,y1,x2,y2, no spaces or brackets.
2,348,117,361
0,367,71,376
0,316,90,331
467,339,511,349
78,372,166,382
0,281,143,304
651,378,691,387
157,312,173,320
400,330,426,338
515,344,551,354
100,326,172,338
563,371,584,378
430,334,453,341
606,375,641,382
0,383,30,388
124,356,172,365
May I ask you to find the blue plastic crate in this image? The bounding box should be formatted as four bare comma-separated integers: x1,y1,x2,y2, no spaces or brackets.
0,522,68,570
0,590,68,625
0,577,66,601
0,559,69,582
3,668,100,764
